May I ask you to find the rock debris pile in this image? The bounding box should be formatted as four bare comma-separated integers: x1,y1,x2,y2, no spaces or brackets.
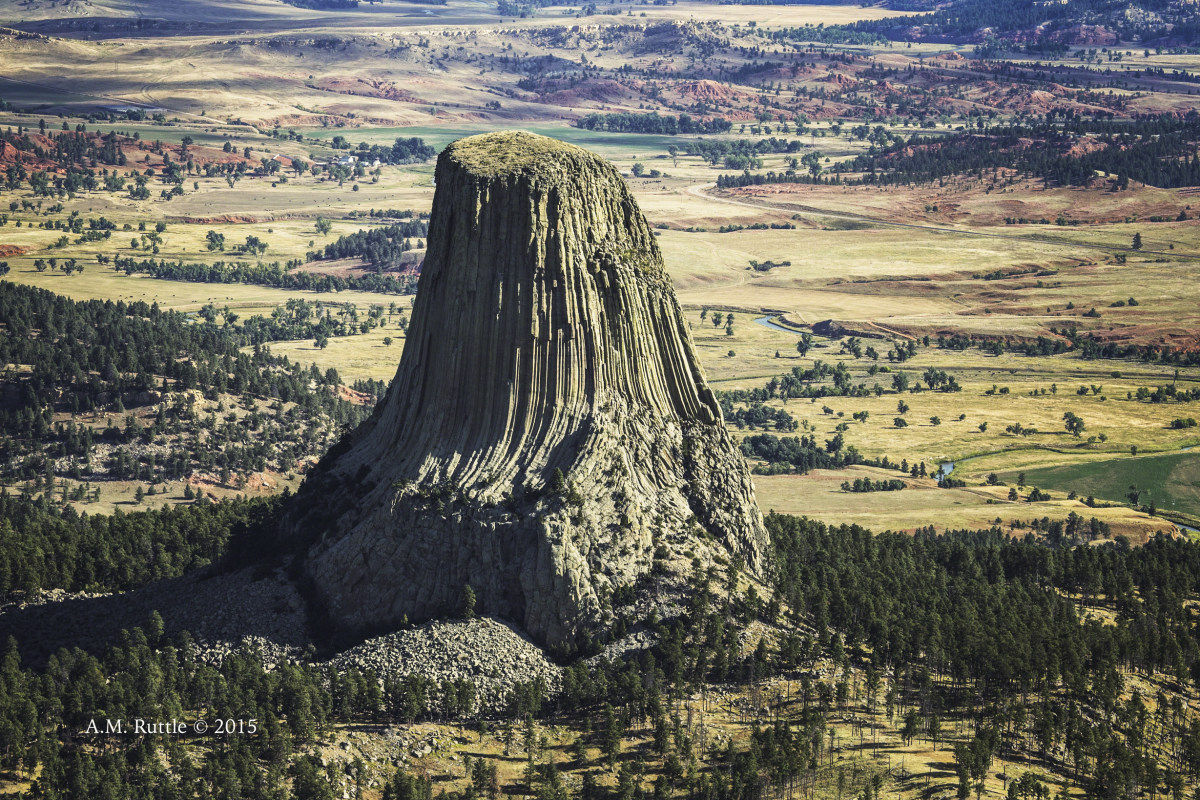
329,618,562,711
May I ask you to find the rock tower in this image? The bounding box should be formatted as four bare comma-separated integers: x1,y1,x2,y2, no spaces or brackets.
290,131,766,651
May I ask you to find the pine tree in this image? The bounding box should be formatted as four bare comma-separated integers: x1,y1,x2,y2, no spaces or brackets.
461,584,477,620
602,704,622,767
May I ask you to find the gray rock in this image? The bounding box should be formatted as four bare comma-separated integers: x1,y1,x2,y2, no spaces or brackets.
328,617,560,713
285,131,766,652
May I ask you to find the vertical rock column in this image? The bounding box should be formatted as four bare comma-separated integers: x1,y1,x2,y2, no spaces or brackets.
288,131,767,650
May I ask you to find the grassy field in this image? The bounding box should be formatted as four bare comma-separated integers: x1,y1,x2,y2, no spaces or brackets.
4,136,1194,540
301,123,695,158
266,323,408,381
751,466,1171,540
0,262,408,316
1014,450,1200,520
3,15,1199,544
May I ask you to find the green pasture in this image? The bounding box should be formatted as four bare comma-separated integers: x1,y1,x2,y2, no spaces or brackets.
1012,450,1200,519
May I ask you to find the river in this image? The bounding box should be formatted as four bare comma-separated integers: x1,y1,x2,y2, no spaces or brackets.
754,316,803,335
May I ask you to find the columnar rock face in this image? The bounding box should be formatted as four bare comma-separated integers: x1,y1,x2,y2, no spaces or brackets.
290,131,766,650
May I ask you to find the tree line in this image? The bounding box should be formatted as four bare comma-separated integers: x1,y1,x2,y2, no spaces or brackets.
111,255,420,295
847,0,1186,44
309,218,429,272
5,504,1200,797
0,491,277,594
0,283,379,490
345,137,436,165
717,113,1200,190
575,113,733,135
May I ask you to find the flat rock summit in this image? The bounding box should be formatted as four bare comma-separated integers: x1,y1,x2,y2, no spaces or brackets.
286,131,767,652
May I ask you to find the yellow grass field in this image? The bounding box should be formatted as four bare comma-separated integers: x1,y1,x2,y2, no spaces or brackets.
751,466,1172,540
3,15,1199,542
